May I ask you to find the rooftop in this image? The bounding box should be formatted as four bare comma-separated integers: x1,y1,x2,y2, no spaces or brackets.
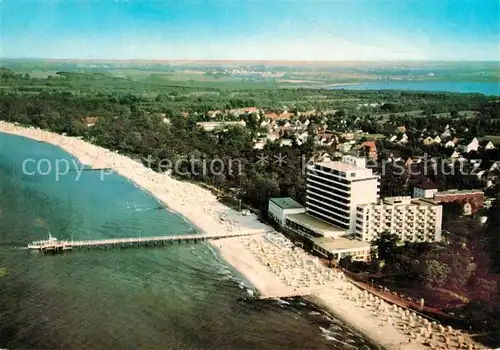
312,236,371,252
358,197,440,208
435,189,484,195
269,197,304,210
287,213,347,236
414,180,438,190
312,160,364,172
411,198,441,206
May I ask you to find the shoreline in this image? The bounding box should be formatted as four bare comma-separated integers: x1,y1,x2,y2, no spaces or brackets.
214,234,423,350
0,122,483,350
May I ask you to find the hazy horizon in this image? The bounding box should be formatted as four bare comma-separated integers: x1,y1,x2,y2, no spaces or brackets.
2,58,499,63
1,0,499,61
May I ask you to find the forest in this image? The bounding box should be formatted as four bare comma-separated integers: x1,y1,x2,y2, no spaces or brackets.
1,69,499,211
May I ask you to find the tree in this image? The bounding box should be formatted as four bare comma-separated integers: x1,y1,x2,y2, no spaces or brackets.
371,232,399,265
442,202,463,223
339,255,353,269
422,259,451,289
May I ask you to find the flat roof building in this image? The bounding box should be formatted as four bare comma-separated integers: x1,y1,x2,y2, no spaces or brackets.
413,180,438,199
285,212,347,238
268,197,306,226
311,236,372,262
356,196,442,243
433,189,484,215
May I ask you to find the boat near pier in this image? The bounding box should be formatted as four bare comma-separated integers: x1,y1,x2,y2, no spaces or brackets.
27,233,73,251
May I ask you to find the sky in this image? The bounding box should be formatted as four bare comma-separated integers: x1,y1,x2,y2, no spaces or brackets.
0,0,499,61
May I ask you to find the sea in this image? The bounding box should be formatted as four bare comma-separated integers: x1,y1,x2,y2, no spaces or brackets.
0,132,379,350
331,81,500,95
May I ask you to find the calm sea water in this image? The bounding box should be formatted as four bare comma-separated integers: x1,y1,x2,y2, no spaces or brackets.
332,81,500,95
0,133,379,350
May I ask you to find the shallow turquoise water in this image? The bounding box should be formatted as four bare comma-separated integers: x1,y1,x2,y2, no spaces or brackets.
0,133,378,350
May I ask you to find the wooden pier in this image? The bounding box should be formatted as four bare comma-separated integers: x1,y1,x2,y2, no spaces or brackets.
28,231,267,253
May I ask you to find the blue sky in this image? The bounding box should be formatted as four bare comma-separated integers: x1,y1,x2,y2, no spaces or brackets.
1,0,499,60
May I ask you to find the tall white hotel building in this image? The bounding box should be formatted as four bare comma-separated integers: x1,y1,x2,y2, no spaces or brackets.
306,156,380,233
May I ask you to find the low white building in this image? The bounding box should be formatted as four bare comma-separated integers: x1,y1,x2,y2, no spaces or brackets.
355,197,443,243
268,198,306,226
311,236,371,262
196,120,246,131
284,212,347,239
268,197,372,262
413,180,438,199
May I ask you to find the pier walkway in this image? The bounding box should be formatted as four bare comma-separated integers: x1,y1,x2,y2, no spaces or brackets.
28,231,270,252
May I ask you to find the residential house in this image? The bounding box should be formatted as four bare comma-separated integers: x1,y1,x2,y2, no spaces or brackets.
445,140,456,148
316,133,335,146
476,161,500,185
398,133,409,144
434,136,442,144
253,139,267,150
423,136,435,146
396,126,407,133
459,137,480,153
317,123,328,133
229,107,260,117
296,131,309,143
389,135,398,143
267,132,280,141
441,129,452,139
279,139,293,147
361,141,378,160
482,140,496,150
83,116,99,127
450,151,461,163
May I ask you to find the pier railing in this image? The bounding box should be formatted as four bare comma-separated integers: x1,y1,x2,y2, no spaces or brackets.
28,230,271,252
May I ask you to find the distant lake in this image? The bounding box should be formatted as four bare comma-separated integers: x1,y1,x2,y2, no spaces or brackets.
332,81,500,95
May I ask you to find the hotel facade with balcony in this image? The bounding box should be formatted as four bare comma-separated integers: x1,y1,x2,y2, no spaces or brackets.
306,156,379,233
267,157,443,264
356,196,443,243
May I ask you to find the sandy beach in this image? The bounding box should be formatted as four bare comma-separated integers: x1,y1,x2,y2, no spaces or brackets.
0,121,484,350
217,233,484,350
